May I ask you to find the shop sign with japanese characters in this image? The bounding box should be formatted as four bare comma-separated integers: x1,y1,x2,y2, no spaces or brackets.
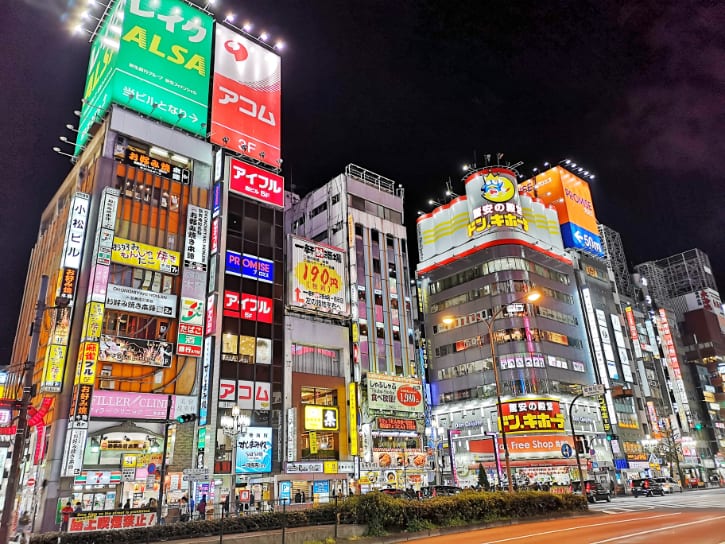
222,290,273,323
499,398,565,435
106,284,177,318
225,250,274,283
235,427,272,474
467,201,528,238
229,158,284,208
123,146,189,183
112,237,180,274
218,379,271,410
183,204,210,271
289,236,349,317
366,373,423,414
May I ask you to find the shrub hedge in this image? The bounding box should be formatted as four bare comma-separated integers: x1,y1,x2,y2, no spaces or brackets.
30,490,587,543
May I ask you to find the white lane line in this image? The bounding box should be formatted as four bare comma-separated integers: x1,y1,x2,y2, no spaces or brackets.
479,513,680,543
589,514,725,543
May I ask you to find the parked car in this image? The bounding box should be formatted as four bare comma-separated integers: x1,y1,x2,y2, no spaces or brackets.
631,478,665,497
572,480,611,503
420,485,462,497
655,477,683,494
380,488,408,498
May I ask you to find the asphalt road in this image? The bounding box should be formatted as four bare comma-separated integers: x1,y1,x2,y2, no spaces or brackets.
411,488,725,544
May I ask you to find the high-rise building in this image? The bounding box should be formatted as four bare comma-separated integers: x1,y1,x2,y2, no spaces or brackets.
417,164,604,488
4,0,285,533
286,164,423,493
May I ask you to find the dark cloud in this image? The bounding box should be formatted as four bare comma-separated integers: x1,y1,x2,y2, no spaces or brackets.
611,1,725,175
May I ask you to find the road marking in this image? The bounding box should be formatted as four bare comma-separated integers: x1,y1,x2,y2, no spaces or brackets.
480,513,680,543
589,514,725,543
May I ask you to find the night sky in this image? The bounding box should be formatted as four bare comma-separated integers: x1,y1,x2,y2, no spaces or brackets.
2,1,724,363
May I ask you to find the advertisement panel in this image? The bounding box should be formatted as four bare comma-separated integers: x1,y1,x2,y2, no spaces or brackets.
525,167,599,232
76,0,213,153
366,374,423,414
99,335,173,367
499,398,565,435
112,237,180,274
222,290,273,323
225,250,274,283
42,345,67,393
62,426,88,477
105,284,177,317
289,236,349,316
560,222,604,258
348,382,358,456
123,146,190,184
183,205,211,272
469,434,575,456
235,427,273,474
76,343,99,386
229,158,284,208
211,25,281,169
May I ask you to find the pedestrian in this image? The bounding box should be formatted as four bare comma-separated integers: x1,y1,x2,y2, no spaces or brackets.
294,490,302,503
161,500,169,525
60,501,74,532
16,511,31,542
222,494,230,518
197,494,207,520
74,501,83,513
123,499,131,511
179,496,190,522
300,490,305,503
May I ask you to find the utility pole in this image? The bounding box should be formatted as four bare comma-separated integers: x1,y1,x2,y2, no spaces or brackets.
156,394,173,524
0,275,48,544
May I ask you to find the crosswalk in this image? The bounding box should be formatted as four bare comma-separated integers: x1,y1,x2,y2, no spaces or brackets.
591,490,725,514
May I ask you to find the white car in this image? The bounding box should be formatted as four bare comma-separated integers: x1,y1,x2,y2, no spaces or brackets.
655,477,683,493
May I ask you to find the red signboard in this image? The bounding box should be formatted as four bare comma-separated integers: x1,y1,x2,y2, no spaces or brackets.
229,158,284,209
499,398,565,435
223,289,274,323
211,25,281,169
377,417,417,431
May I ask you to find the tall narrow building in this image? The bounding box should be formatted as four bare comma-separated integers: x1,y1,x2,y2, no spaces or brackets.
286,164,424,493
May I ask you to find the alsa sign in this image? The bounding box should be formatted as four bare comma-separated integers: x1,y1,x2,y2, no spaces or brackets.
229,158,284,209
366,373,423,414
223,290,273,323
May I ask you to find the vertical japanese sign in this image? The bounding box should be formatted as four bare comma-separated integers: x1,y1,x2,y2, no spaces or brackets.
211,25,281,169
183,205,211,272
348,383,358,456
76,0,213,154
42,193,90,394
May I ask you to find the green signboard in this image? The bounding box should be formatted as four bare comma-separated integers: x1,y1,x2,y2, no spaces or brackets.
75,0,213,155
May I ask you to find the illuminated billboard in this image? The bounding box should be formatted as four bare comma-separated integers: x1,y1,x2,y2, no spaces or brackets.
211,25,281,168
112,237,181,274
75,0,213,154
223,290,274,323
229,158,284,209
499,398,565,435
289,236,349,316
235,427,273,474
366,373,423,414
520,166,603,257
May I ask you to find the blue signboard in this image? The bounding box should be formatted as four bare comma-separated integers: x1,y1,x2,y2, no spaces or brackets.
235,426,273,474
225,250,274,283
313,480,330,495
212,183,222,218
561,222,605,258
279,481,292,504
561,443,573,459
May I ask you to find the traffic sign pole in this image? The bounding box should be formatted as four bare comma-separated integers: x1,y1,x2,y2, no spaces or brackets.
569,392,585,482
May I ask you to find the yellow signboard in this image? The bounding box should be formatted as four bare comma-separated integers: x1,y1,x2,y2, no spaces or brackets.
122,454,138,468
75,342,99,386
304,405,339,431
309,431,318,454
42,344,67,392
112,237,181,275
83,302,105,341
323,461,338,474
348,383,358,455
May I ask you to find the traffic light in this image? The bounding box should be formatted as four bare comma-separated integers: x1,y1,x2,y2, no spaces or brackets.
176,413,197,424
606,434,619,442
694,422,703,431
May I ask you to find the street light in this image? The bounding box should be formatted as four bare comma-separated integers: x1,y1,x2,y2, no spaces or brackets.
444,288,542,492
221,406,251,474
